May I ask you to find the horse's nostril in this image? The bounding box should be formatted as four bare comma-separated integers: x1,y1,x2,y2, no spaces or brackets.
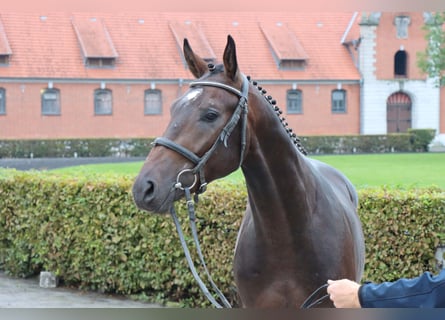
143,180,156,202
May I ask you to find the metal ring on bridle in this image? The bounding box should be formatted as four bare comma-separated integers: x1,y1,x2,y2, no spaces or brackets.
175,169,198,190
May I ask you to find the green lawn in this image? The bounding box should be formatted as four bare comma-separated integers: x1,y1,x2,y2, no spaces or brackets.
312,153,445,189
51,153,445,189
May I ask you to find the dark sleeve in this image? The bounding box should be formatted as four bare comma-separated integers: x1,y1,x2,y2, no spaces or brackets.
358,269,445,308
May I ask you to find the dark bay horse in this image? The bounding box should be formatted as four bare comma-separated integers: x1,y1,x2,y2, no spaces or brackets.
132,35,365,308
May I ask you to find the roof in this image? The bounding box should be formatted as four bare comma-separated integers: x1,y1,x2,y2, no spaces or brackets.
0,12,361,81
260,21,308,61
71,15,118,58
0,16,12,55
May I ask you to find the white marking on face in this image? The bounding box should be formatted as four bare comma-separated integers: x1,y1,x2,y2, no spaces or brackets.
183,88,202,104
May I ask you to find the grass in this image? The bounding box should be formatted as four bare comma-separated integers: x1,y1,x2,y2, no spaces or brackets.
50,153,445,189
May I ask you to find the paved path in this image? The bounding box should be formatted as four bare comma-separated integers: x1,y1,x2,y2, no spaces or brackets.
0,271,161,308
0,157,145,171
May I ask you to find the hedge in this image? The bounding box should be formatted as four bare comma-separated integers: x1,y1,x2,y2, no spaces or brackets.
0,170,444,307
0,129,436,158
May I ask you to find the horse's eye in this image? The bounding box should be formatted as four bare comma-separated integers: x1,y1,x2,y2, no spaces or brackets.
202,110,219,122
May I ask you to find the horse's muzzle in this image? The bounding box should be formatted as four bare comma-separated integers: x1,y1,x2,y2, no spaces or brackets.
132,177,170,214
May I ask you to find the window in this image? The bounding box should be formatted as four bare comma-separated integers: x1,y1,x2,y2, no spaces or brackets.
331,89,346,113
144,89,162,115
41,88,61,115
394,15,410,39
86,57,115,68
0,55,9,66
394,50,407,77
94,89,112,115
0,88,5,114
286,89,302,114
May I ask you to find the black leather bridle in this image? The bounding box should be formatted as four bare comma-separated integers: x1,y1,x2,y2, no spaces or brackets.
153,74,249,195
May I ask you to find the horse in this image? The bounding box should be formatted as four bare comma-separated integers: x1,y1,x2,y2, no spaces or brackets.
132,35,365,308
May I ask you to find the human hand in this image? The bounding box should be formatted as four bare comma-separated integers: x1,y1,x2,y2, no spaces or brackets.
326,279,361,308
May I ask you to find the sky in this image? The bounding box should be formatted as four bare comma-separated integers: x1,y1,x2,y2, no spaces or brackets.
1,0,444,12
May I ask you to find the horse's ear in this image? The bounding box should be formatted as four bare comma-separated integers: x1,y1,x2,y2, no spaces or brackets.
183,38,208,79
223,35,239,81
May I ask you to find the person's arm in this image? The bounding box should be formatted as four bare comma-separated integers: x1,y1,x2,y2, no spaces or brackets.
358,269,445,308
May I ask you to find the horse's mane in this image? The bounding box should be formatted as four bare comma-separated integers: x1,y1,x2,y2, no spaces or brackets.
246,75,308,156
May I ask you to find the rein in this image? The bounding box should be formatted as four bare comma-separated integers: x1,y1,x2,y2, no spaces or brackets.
153,73,329,308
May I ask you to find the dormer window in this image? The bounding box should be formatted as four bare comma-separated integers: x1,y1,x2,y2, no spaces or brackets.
0,17,12,66
0,54,9,65
169,20,216,67
260,22,308,71
86,57,115,68
72,16,118,69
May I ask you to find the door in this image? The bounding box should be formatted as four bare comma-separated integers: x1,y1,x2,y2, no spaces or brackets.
387,92,412,133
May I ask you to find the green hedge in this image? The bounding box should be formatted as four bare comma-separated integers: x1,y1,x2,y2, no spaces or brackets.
0,129,436,158
0,170,444,307
0,138,155,158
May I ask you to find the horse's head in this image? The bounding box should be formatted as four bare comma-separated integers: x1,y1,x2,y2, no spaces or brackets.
132,35,250,213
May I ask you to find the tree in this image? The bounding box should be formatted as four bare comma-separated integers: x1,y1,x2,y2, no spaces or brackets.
417,12,445,86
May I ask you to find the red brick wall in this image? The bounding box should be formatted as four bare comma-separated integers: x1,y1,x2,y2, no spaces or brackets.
0,81,360,140
375,13,428,80
0,82,179,139
266,83,360,135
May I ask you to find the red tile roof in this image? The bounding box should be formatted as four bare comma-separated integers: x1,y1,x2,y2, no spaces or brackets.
169,20,216,62
260,21,308,61
71,15,118,58
0,12,360,81
0,16,12,55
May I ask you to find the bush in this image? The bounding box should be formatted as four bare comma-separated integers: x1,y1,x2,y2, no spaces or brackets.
0,131,437,159
0,138,155,158
0,171,443,306
408,129,436,152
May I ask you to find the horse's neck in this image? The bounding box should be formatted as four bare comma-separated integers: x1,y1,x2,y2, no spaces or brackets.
241,97,316,235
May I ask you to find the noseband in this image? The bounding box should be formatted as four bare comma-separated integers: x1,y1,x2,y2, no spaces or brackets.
153,74,249,194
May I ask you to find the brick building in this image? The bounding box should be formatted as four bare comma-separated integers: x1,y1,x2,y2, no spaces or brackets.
0,12,443,145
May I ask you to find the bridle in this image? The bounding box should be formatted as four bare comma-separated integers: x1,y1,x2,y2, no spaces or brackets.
153,73,249,196
151,73,329,308
152,74,249,308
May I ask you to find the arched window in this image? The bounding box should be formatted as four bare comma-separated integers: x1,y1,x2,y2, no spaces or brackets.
94,88,112,115
144,89,162,115
0,88,5,115
41,88,61,115
394,50,407,77
286,89,302,114
331,89,346,113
